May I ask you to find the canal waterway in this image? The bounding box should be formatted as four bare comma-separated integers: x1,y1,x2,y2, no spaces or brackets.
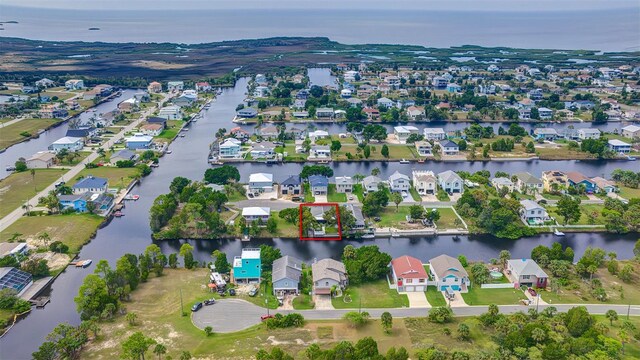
1,76,639,359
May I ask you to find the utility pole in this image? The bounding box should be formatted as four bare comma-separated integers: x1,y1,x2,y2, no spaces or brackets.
266,299,269,316
628,304,631,320
180,289,184,316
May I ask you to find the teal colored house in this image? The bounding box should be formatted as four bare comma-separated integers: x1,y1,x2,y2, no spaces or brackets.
233,248,262,284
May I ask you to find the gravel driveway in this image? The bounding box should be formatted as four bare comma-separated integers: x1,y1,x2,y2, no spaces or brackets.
192,299,266,332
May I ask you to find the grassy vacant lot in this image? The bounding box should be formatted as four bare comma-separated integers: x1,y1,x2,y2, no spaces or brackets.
332,144,416,161
434,207,462,229
425,287,447,307
461,286,527,306
292,294,315,310
0,118,62,150
332,278,409,309
376,207,411,228
0,169,67,218
72,167,140,190
327,184,347,202
0,213,103,253
257,211,298,238
547,204,606,226
405,317,498,354
619,186,640,200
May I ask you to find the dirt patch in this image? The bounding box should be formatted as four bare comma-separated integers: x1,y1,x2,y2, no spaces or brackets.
31,251,71,271
131,60,194,70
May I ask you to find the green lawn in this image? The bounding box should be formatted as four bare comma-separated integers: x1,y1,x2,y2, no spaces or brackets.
72,167,140,190
258,211,298,238
0,169,68,218
376,207,410,228
0,118,62,150
292,294,315,310
425,287,447,307
0,213,104,253
353,184,366,202
327,184,347,202
461,286,527,306
56,151,91,166
303,183,315,202
434,207,462,229
409,187,421,201
548,204,606,225
155,128,179,140
238,280,279,309
619,186,640,200
332,278,409,309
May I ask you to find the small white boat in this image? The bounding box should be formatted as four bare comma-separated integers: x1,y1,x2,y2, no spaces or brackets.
179,134,186,137
165,150,172,154
399,159,410,164
361,234,375,239
553,229,565,236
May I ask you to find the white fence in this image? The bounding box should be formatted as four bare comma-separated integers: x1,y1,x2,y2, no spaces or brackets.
481,283,517,289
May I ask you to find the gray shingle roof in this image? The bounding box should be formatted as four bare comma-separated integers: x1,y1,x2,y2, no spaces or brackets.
507,259,548,278
272,256,303,283
429,254,468,279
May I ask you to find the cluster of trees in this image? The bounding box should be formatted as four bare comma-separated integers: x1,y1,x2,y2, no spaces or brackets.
120,331,192,360
580,138,614,158
150,176,228,239
611,169,640,188
0,288,32,325
341,245,391,285
264,313,304,329
600,198,640,233
257,337,409,360
490,138,515,152
300,165,334,179
362,188,390,216
464,124,494,140
362,124,388,142
203,165,241,185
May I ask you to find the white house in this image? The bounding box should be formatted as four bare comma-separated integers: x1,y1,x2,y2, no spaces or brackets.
415,141,433,156
377,97,395,108
309,130,329,142
423,128,447,141
406,106,425,121
429,254,470,293
388,171,410,193
621,125,640,139
393,126,419,144
167,81,184,92
250,142,276,159
248,173,274,192
219,138,242,158
362,175,383,193
577,128,601,141
65,79,84,90
537,107,554,120
412,170,437,195
335,176,353,193
608,139,631,154
436,140,459,155
158,105,183,120
310,145,331,159
49,137,84,153
491,177,515,192
242,207,271,222
520,200,549,224
437,170,463,193
26,152,56,169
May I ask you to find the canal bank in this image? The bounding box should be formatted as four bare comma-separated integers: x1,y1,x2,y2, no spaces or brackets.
1,77,639,359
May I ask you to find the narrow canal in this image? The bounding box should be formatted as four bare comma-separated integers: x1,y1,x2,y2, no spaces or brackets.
1,75,638,359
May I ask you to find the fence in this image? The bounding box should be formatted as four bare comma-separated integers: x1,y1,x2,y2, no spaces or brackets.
481,283,517,289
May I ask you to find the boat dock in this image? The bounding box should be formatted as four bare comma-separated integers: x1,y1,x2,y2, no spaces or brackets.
20,276,54,305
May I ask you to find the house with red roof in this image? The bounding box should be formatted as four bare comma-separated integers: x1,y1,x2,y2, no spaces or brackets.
390,255,429,292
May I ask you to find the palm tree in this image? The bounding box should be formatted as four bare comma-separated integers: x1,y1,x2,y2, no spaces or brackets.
605,310,618,326
38,232,52,248
30,169,36,192
153,344,167,360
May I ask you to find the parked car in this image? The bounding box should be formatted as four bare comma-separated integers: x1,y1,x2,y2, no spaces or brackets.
204,298,216,305
291,196,302,202
228,289,236,296
373,217,381,222
54,181,65,188
348,195,354,201
260,314,274,321
527,288,538,297
191,302,203,312
248,287,258,297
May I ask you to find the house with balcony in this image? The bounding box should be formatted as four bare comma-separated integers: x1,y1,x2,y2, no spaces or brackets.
520,200,549,225
309,175,329,195
233,248,262,284
390,255,429,292
423,128,447,141
437,170,463,193
280,175,302,196
608,139,631,153
250,142,276,159
491,177,515,192
362,175,383,193
248,173,274,192
312,259,348,295
507,259,548,288
219,138,242,158
415,141,433,156
577,128,601,141
158,105,183,120
428,254,469,293
388,171,410,193
72,176,108,194
542,171,568,192
49,137,84,153
413,170,437,195
335,176,353,193
514,172,543,194
394,126,419,144
436,140,459,155
534,128,559,141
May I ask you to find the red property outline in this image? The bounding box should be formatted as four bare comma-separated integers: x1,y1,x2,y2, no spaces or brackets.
299,203,342,241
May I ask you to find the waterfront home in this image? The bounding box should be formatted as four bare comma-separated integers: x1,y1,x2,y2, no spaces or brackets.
236,107,258,118
242,207,271,223
577,128,601,141
436,140,459,155
537,107,554,120
437,170,463,193
316,107,335,119
289,127,305,139
591,177,617,193
140,123,163,136
432,76,448,88
125,133,153,150
280,175,302,196
35,78,56,88
72,176,108,194
258,125,279,139
390,255,429,292
195,82,212,92
253,86,269,98
394,126,419,144
172,95,195,107
248,173,274,192
312,258,348,295
423,128,447,141
514,172,543,194
527,89,544,100
344,204,366,231
362,175,383,193
60,192,114,216
0,242,28,258
118,97,139,113
377,97,395,108
363,108,380,121
340,89,352,98
608,139,631,154
446,83,462,93
622,125,640,139
406,106,425,121
335,176,353,193
110,149,137,165
250,142,276,159
520,199,549,224
65,79,84,90
534,128,559,141
272,256,303,296
507,259,548,288
158,105,183,120
233,248,262,284
415,141,433,156
49,137,84,153
542,171,568,192
346,98,362,107
310,145,331,159
309,175,329,195
564,100,595,110
167,81,184,92
428,254,469,293
147,81,162,93
39,105,68,119
491,177,515,192
518,108,532,120
309,130,329,142
230,127,250,141
388,171,410,193
413,170,437,195
219,138,242,158
26,152,55,169
66,127,98,139
0,267,33,296
566,171,597,193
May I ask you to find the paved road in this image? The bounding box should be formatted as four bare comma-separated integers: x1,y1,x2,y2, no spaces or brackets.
0,94,171,232
192,298,640,332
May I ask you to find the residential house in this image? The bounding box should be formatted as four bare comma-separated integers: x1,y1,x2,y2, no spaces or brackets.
542,171,568,192
415,141,433,156
518,108,532,120
0,243,28,258
534,128,559,141
423,128,447,141
229,127,250,141
537,107,554,120
316,107,335,119
491,177,515,192
140,123,163,136
65,79,84,90
514,172,543,194
248,173,274,192
362,175,383,193
250,142,276,159
446,83,462,93
35,78,56,88
591,177,618,193
577,128,601,141
133,91,150,103
172,95,195,107
394,126,419,144
565,171,597,193
26,152,55,169
272,256,303,295
309,175,329,195
437,170,463,193
340,89,352,98
110,149,138,165
312,259,348,295
195,82,212,92
388,171,410,193
0,267,33,296
432,77,448,88
236,107,258,118
428,254,470,292
49,137,84,153
241,208,271,223
344,204,366,231
147,81,162,93
309,130,329,142
38,105,68,119
72,176,108,194
527,89,544,100
413,170,437,195
232,248,262,284
520,200,549,224
219,138,242,158
507,259,549,288
158,105,183,120
363,108,380,121
167,81,184,92
66,127,98,140
335,176,353,193
437,140,459,155
608,139,631,153
310,145,331,159
622,125,640,139
280,175,302,196
257,125,280,140
390,255,429,292
346,98,362,108
406,106,425,121
125,133,154,150
377,97,395,108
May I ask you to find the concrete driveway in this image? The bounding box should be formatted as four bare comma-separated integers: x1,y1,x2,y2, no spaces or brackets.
192,298,266,332
402,291,430,308
313,294,334,310
445,291,468,307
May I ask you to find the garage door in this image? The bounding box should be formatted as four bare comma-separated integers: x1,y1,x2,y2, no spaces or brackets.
415,286,425,291
405,286,414,292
